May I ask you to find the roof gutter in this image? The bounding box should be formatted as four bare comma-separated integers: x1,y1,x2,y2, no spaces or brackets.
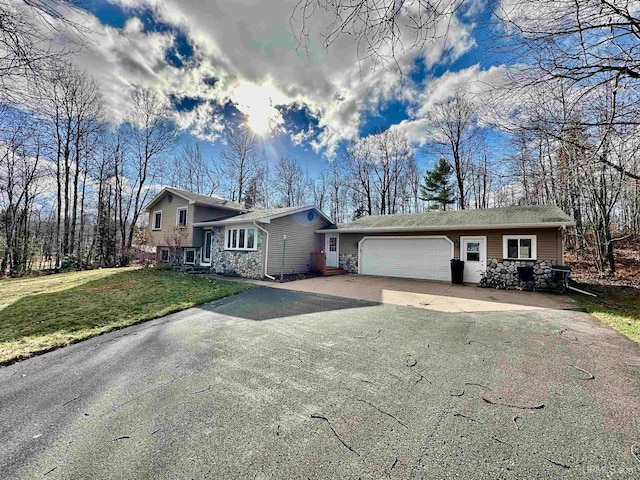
254,222,275,281
315,221,576,234
194,218,269,227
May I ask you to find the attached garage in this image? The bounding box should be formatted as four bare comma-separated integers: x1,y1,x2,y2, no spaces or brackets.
316,205,575,285
359,236,453,281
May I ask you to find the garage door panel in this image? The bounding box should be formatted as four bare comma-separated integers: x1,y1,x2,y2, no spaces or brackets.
360,237,452,281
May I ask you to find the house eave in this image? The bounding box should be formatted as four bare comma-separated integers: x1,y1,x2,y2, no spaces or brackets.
194,205,333,227
315,222,576,234
194,219,269,227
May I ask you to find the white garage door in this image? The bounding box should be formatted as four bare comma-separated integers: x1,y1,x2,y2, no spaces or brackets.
359,237,452,281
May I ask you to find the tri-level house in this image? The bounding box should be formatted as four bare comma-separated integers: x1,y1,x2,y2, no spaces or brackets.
146,186,575,286
145,187,334,279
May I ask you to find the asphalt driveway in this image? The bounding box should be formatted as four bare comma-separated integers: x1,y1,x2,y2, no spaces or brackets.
1,287,640,479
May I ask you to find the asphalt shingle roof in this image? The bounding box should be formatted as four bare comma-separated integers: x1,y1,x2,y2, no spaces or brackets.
326,205,574,231
201,206,312,224
164,187,246,210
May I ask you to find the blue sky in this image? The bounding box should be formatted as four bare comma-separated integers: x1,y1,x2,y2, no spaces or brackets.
73,0,512,179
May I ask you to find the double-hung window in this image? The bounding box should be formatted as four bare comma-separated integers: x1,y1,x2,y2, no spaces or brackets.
152,211,162,230
176,207,188,228
225,226,257,251
503,235,537,260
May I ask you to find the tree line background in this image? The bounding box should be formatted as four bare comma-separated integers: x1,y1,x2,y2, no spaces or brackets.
1,0,639,279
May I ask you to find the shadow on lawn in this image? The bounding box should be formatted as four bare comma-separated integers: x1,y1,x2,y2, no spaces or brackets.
0,272,382,364
0,269,251,364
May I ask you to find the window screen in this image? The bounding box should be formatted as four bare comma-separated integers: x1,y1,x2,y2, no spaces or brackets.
520,238,531,258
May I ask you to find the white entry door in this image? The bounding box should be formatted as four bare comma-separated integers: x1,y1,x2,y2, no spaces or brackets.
326,234,339,267
461,237,486,283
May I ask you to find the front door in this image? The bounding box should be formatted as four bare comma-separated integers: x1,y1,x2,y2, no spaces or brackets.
325,234,339,267
461,237,486,283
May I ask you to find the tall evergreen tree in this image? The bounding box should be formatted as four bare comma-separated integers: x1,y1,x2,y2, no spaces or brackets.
419,158,455,211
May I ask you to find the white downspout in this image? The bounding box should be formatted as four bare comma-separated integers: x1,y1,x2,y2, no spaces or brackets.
254,222,276,280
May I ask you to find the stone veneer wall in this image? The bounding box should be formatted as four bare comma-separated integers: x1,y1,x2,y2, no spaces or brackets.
339,253,358,274
486,258,556,288
210,227,264,279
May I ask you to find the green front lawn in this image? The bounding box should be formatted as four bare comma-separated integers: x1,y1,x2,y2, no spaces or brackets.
571,285,640,343
0,268,252,364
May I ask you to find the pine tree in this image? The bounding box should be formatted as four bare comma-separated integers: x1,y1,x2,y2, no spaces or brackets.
419,158,455,211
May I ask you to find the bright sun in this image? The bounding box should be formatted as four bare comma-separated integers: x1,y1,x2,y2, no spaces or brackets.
246,108,271,135
235,83,283,135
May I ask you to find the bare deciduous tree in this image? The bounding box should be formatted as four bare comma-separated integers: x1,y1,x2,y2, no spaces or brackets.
122,87,175,251
291,0,468,70
0,0,83,103
169,140,217,195
429,89,480,209
274,156,309,207
218,125,263,203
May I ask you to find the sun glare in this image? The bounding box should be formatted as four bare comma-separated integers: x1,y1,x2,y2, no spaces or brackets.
246,108,271,135
235,83,284,136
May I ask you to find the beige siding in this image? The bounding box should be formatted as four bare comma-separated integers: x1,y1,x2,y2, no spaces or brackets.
147,192,240,248
337,227,562,263
265,211,325,276
148,193,191,246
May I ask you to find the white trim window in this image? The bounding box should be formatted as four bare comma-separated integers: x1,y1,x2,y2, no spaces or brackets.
176,207,188,228
225,226,257,251
160,249,169,262
184,248,196,264
503,235,537,260
152,211,162,230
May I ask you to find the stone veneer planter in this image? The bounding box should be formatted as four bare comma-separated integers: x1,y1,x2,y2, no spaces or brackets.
339,253,358,274
209,227,264,279
486,258,556,288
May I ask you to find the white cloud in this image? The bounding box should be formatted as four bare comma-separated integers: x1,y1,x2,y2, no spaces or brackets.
414,64,509,116
50,0,476,155
389,118,433,146
386,64,510,144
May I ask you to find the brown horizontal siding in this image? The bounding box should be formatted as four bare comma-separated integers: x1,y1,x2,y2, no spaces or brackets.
265,211,325,276
336,227,562,263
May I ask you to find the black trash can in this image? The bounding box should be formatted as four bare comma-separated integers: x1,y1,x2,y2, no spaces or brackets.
450,258,465,284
